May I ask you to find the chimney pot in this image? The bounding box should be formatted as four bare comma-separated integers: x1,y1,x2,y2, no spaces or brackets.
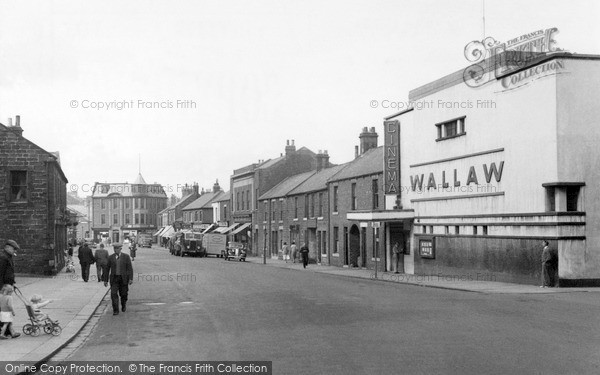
15,115,20,127
324,150,328,155
362,126,368,133
286,140,289,146
292,140,295,146
355,145,359,159
370,126,376,133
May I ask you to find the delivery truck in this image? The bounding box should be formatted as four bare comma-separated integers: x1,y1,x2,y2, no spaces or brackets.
202,233,227,257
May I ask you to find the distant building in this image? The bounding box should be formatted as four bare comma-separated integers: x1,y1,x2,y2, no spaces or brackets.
182,181,224,232
91,173,168,243
0,116,69,275
230,140,326,254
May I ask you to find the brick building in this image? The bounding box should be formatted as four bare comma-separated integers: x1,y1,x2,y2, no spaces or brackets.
230,140,323,255
328,128,384,269
0,116,69,275
182,181,224,232
91,173,168,243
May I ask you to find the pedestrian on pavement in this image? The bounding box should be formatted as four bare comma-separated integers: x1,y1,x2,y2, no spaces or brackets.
78,243,95,282
291,242,297,263
0,240,18,291
282,242,290,263
67,244,74,259
0,284,20,339
393,242,402,274
300,243,309,269
104,243,133,315
94,243,110,283
130,242,137,261
541,240,558,288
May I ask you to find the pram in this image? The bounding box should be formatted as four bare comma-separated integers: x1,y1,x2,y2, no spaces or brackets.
13,287,62,337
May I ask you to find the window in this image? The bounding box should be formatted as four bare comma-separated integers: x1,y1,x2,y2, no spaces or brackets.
135,213,139,224
141,198,145,209
112,199,117,209
318,192,323,217
310,194,314,218
101,199,106,209
134,198,139,209
113,214,118,224
223,205,228,220
333,186,338,212
333,227,339,253
264,201,268,221
372,179,379,209
237,192,240,211
125,199,130,209
422,225,426,233
351,183,357,210
436,117,466,141
473,226,478,235
455,226,460,235
294,197,298,218
567,186,580,212
444,226,449,234
272,201,276,222
304,195,309,218
246,191,250,210
280,201,284,221
10,171,27,201
483,225,488,235
125,214,130,224
101,214,106,225
141,214,146,225
429,226,434,234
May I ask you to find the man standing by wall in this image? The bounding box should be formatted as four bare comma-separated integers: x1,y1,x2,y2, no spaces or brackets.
104,243,133,315
0,240,18,290
300,243,309,269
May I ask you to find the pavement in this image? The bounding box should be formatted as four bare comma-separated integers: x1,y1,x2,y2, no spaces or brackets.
1,249,598,369
247,257,600,294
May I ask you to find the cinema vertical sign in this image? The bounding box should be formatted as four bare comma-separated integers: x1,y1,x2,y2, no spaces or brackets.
384,120,401,205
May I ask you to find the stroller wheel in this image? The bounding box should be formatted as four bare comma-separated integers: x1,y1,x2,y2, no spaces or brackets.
51,325,62,336
31,325,41,337
23,324,33,335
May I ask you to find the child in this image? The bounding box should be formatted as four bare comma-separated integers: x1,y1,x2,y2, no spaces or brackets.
0,284,20,339
30,294,52,322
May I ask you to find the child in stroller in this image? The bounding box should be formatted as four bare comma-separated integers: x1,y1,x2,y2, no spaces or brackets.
17,291,62,336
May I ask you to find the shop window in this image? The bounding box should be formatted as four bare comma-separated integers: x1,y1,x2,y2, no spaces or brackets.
10,170,27,201
436,117,466,141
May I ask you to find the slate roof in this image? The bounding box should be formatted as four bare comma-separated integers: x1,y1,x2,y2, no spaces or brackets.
214,191,230,202
328,146,383,182
258,170,315,200
183,191,225,210
289,164,348,195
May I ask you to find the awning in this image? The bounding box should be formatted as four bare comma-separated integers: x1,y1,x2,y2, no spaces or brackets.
231,222,251,235
153,227,165,236
214,223,239,234
160,226,174,237
201,224,216,234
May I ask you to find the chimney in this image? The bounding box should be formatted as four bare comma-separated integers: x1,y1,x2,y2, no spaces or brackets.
316,150,330,172
355,145,359,159
10,115,23,137
359,126,378,155
285,139,296,156
193,183,199,196
213,179,221,192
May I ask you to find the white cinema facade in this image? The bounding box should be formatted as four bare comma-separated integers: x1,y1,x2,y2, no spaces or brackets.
351,52,600,286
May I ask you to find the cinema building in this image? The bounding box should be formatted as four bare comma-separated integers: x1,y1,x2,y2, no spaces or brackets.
352,53,600,286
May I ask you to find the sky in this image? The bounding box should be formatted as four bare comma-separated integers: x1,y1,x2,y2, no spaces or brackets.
1,0,598,198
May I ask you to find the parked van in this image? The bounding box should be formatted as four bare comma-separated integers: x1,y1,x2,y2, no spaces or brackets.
202,233,227,257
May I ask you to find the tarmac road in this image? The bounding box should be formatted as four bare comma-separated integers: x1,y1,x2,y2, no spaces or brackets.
65,245,600,375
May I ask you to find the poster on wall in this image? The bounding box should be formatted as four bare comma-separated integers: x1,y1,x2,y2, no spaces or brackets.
419,238,435,258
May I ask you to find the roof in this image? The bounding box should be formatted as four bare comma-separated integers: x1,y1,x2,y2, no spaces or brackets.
259,170,315,200
165,193,197,210
133,173,147,184
289,164,348,195
214,191,230,202
67,205,88,217
182,191,225,210
257,155,285,170
329,146,383,183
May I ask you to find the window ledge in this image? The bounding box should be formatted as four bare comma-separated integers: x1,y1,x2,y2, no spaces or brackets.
436,132,466,142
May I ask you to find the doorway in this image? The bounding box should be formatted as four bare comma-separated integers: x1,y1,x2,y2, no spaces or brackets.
349,225,360,267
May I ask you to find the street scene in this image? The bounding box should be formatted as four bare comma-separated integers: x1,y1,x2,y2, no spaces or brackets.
1,0,600,374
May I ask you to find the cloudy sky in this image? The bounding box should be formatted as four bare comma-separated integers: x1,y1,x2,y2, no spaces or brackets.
1,0,598,198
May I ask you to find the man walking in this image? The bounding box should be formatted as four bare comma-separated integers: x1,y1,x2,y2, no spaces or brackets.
299,243,310,269
104,243,133,315
0,240,18,291
94,243,109,283
78,242,95,282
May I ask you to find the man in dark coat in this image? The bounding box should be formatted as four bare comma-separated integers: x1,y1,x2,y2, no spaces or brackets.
299,243,310,269
541,240,558,287
78,243,95,282
0,240,18,290
103,243,133,315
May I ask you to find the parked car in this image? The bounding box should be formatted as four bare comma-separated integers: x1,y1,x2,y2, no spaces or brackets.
138,234,152,248
224,242,247,262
